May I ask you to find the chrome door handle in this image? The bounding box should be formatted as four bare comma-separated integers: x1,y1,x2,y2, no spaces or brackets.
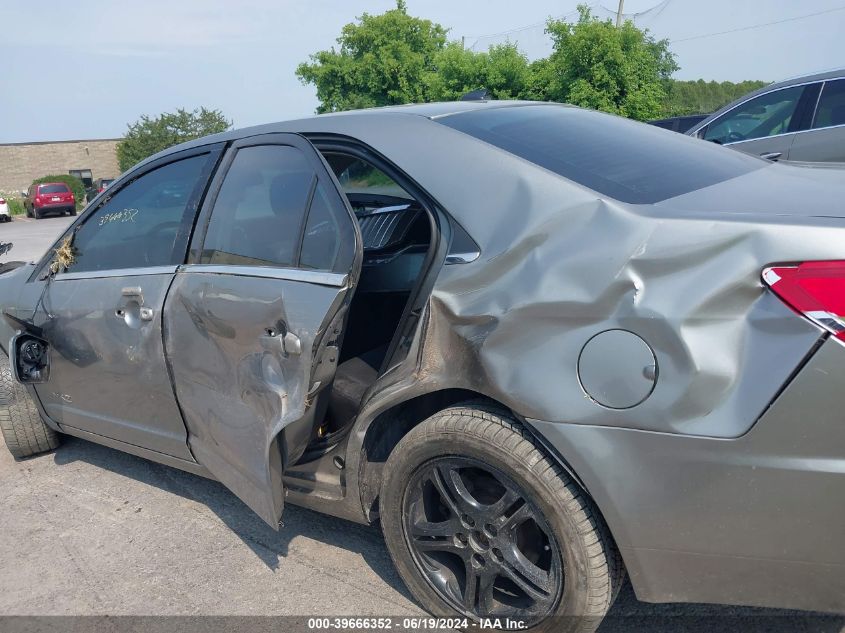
260,328,302,356
760,151,782,161
282,331,301,355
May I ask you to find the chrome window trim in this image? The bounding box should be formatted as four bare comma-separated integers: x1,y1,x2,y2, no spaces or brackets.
54,265,179,281
691,77,845,139
721,121,845,147
178,264,348,287
445,251,481,265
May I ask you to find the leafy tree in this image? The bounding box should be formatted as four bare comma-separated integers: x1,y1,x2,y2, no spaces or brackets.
424,42,532,101
662,79,768,116
116,107,231,171
539,5,678,120
296,1,448,112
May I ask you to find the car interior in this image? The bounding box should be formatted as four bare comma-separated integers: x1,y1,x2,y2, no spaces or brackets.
297,151,433,462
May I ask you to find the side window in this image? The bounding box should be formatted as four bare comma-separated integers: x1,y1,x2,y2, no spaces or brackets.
64,154,209,273
325,154,410,200
704,86,804,144
813,79,845,129
201,145,314,267
299,182,356,271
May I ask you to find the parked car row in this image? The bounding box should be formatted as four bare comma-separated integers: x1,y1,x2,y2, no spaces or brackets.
0,176,116,224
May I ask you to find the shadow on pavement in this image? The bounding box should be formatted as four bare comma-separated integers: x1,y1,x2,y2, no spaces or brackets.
53,436,409,599
54,436,844,631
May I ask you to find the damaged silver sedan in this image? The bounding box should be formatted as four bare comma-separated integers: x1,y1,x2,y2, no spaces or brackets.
1,102,844,630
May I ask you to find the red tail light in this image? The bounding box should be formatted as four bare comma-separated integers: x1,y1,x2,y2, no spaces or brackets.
763,261,845,340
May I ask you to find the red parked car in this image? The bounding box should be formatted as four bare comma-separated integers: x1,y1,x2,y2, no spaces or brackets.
23,183,76,219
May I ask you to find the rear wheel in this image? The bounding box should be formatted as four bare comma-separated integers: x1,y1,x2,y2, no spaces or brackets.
0,352,60,458
33,208,42,220
380,404,623,632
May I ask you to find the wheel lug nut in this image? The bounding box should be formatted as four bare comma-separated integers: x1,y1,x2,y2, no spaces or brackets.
492,548,503,561
461,513,475,527
472,553,486,568
484,523,497,537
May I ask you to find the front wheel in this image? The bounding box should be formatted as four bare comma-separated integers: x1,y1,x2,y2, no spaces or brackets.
0,353,60,458
380,405,623,632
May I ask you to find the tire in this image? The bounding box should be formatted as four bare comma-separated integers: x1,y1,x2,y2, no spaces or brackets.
33,208,42,220
0,352,60,459
69,208,77,216
380,404,623,633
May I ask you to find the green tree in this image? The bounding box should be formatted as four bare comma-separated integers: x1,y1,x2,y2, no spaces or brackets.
424,42,532,101
296,1,449,113
539,5,678,120
116,107,231,171
662,79,768,116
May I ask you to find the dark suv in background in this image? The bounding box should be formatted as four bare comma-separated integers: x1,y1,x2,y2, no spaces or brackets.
85,177,116,204
688,68,845,162
23,182,76,219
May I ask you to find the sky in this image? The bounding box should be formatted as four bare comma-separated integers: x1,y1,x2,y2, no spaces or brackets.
1,0,843,143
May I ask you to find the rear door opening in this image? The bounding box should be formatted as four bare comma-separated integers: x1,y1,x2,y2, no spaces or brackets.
295,149,436,462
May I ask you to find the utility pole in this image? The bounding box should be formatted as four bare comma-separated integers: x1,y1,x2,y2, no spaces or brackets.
615,0,625,27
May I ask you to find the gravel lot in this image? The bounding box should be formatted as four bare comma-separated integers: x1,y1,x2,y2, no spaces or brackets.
0,215,842,632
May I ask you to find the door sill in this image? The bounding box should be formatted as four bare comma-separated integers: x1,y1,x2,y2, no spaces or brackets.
58,424,213,480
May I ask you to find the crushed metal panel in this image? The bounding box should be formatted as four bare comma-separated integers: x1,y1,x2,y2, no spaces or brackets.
164,270,350,527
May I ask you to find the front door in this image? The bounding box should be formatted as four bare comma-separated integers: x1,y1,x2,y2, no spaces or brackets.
700,84,807,160
30,147,221,460
164,134,361,527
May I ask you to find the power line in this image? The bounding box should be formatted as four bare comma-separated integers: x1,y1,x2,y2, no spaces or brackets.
464,3,845,53
671,5,845,43
465,0,667,50
464,4,589,50
598,0,671,21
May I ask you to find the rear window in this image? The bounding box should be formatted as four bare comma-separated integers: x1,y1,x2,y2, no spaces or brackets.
39,184,70,194
438,105,764,204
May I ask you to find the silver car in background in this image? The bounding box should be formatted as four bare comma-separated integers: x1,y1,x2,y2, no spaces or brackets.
688,68,845,162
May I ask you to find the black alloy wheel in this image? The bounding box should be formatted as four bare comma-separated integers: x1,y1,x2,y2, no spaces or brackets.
402,456,563,626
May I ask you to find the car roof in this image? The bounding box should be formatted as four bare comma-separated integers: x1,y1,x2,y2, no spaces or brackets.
688,67,845,134
37,182,69,187
140,100,562,165
769,67,845,88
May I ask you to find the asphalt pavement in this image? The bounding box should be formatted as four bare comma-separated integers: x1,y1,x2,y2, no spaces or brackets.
0,213,841,632
0,214,75,263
